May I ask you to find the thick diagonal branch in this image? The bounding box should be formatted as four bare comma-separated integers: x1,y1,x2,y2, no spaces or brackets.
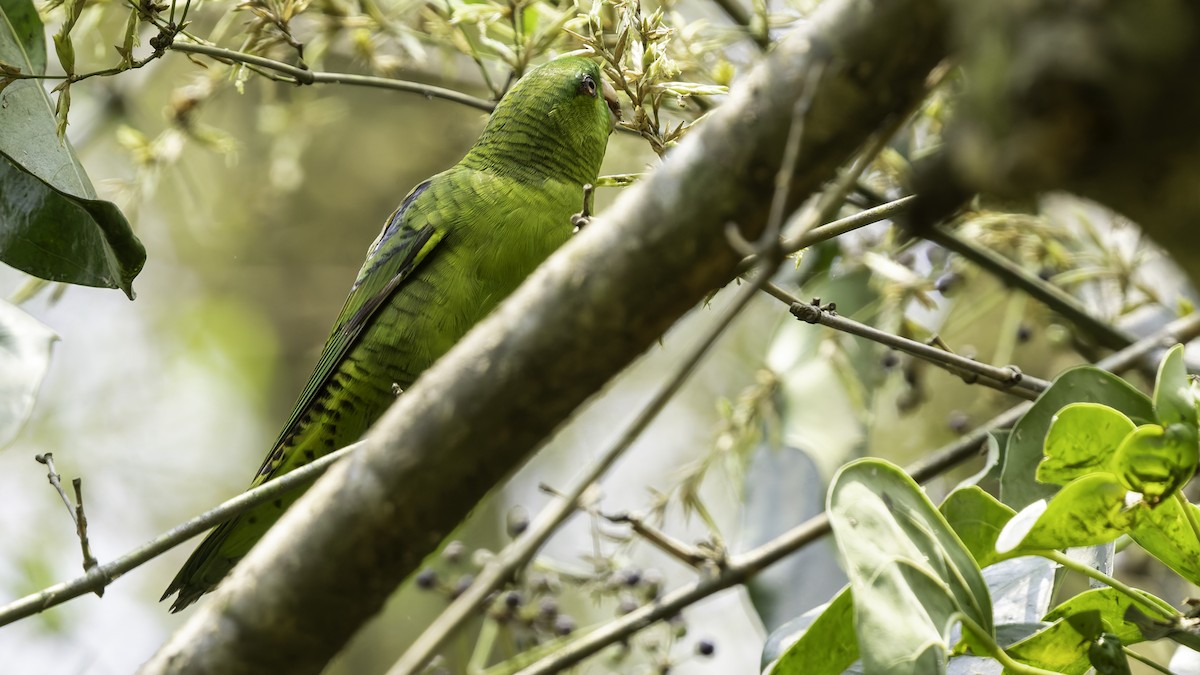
139,1,947,673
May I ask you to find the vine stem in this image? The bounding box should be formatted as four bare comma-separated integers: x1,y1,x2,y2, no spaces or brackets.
956,613,1062,675
1042,550,1177,620
170,42,497,112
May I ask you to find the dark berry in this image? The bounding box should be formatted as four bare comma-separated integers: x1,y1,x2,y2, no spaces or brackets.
697,638,716,657
1037,266,1054,281
539,597,559,620
507,506,529,538
504,591,522,609
442,540,465,564
554,614,576,636
621,568,642,586
415,568,437,590
1016,323,1033,343
450,574,473,599
881,351,900,369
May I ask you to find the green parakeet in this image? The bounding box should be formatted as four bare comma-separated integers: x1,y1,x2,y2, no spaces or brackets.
163,56,617,612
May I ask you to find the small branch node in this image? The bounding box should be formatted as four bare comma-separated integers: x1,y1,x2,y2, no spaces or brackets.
789,300,823,324
34,454,105,594
1002,365,1024,387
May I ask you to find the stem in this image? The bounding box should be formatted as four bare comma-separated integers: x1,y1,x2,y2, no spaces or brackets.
956,613,1061,675
468,618,499,674
0,441,364,627
764,283,1049,399
170,42,496,112
1123,646,1172,674
1043,550,1177,620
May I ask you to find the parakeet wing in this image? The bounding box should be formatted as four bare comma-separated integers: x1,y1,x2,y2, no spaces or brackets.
251,180,442,486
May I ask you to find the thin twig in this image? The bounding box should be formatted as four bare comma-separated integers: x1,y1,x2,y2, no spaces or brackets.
34,455,101,591
170,42,496,112
0,441,364,627
767,286,1049,399
784,194,916,254
35,454,75,528
514,312,1200,674
71,479,100,575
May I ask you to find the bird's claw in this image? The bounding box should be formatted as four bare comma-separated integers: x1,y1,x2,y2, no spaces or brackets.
572,183,595,234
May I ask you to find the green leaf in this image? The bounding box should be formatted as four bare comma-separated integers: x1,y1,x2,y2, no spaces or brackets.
1001,367,1154,510
0,299,56,448
828,459,992,674
1009,597,1141,675
954,431,1007,491
940,486,1015,568
0,0,145,298
0,0,43,73
1006,619,1095,675
1042,588,1148,645
0,153,145,296
1037,403,1134,486
1129,495,1200,585
1153,344,1197,428
1008,600,1137,675
997,473,1135,553
765,586,858,675
1113,424,1196,505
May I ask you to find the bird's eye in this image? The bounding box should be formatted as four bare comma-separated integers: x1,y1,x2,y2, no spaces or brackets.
578,74,598,98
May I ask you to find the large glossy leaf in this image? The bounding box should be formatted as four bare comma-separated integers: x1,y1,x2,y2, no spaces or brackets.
997,473,1136,553
1007,588,1155,675
1037,403,1133,486
0,0,145,298
1001,367,1153,510
743,442,845,632
940,486,1015,568
0,299,56,447
765,586,858,675
1129,495,1200,585
1113,424,1195,505
828,459,993,674
1153,344,1197,429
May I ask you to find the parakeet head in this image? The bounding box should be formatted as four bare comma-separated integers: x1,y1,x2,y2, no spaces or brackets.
465,56,617,185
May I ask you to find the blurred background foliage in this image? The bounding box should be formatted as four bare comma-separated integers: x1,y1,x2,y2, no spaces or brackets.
0,0,1194,672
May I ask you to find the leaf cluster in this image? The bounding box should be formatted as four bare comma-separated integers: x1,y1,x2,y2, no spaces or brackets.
768,345,1200,674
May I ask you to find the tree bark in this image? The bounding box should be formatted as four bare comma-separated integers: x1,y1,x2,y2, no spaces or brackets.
139,0,948,672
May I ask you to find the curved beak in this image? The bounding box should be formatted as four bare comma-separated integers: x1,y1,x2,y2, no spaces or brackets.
602,79,621,132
